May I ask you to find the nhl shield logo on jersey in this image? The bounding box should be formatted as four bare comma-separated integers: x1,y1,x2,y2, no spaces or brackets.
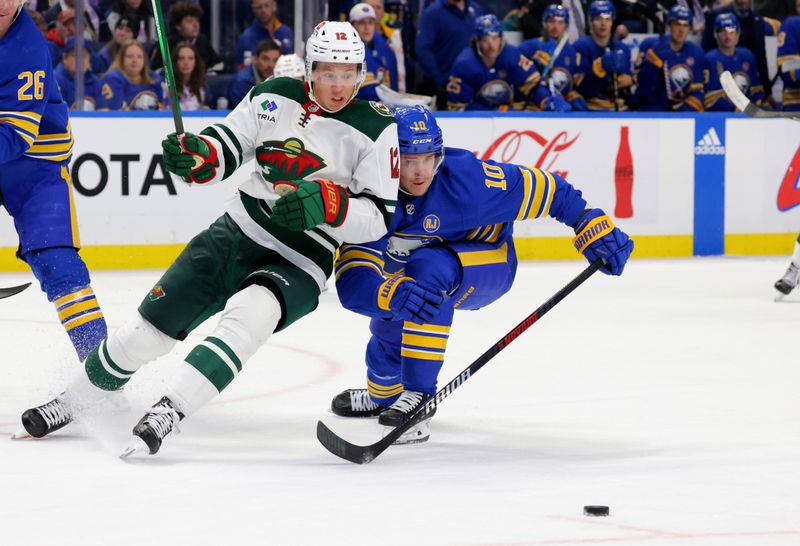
256,138,326,183
148,285,165,301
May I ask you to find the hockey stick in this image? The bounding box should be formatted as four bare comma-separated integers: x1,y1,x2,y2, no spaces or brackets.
720,71,800,121
151,0,184,133
317,259,603,464
0,282,31,299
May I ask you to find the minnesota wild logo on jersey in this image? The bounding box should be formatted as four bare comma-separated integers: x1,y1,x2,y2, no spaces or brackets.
255,138,326,183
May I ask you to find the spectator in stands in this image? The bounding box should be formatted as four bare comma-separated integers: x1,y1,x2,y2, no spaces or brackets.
273,53,305,80
108,0,154,43
702,0,772,99
520,4,588,111
97,14,138,74
636,5,705,111
574,0,634,111
365,0,408,92
172,41,209,111
777,0,800,110
227,40,281,107
502,0,541,40
350,4,398,96
99,40,165,110
447,14,554,111
151,2,223,73
55,37,103,110
27,8,48,36
705,13,764,110
235,0,294,68
415,0,482,109
44,0,104,42
45,9,104,72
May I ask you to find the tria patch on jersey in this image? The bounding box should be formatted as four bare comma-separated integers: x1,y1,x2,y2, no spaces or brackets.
256,138,327,182
369,101,394,117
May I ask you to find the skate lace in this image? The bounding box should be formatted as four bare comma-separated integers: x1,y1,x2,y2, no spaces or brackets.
38,399,70,427
146,405,181,438
349,390,378,411
390,391,423,415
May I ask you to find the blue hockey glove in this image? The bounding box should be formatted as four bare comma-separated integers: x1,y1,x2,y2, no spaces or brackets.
543,95,572,112
601,49,628,74
377,276,445,323
572,208,634,276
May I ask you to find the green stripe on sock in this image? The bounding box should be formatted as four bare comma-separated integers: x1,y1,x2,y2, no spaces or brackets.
185,344,235,392
102,340,134,377
204,336,242,371
85,344,129,391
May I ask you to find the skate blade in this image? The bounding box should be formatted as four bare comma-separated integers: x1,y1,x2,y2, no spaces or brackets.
10,428,31,440
775,290,788,302
120,438,149,459
383,421,431,445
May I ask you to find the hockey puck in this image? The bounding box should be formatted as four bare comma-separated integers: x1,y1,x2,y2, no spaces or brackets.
583,505,610,517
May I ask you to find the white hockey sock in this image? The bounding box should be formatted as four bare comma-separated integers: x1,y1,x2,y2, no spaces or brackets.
791,238,800,267
169,285,282,416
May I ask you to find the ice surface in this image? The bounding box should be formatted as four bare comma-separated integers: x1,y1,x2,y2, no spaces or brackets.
1,257,798,546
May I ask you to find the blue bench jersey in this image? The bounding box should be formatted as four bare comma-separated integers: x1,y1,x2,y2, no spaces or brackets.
636,35,705,112
777,16,800,110
704,47,764,110
519,37,587,110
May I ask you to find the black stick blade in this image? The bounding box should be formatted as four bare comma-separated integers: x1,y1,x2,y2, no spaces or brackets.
0,282,31,300
316,421,393,464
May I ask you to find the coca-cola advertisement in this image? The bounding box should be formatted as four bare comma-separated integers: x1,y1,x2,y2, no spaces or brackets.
438,116,695,238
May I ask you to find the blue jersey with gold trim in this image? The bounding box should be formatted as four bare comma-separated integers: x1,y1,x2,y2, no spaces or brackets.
98,68,166,111
573,36,633,111
704,48,763,111
636,35,705,112
519,37,586,110
0,9,73,165
777,16,800,109
335,147,587,318
446,43,543,111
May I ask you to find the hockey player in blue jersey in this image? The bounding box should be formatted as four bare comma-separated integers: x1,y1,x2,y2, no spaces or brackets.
636,5,705,112
777,10,800,110
0,2,107,361
705,13,764,111
574,0,634,111
329,106,633,443
519,4,588,111
447,14,559,111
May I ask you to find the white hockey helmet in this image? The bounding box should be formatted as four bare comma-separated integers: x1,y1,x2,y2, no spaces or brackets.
274,53,305,80
305,21,366,109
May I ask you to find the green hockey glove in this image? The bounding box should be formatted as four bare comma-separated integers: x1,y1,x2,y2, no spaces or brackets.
161,132,219,184
270,179,349,231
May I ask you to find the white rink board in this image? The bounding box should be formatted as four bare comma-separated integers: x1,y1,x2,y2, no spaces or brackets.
724,118,800,234
438,116,696,237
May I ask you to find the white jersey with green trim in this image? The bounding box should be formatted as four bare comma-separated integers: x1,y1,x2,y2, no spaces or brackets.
197,77,400,288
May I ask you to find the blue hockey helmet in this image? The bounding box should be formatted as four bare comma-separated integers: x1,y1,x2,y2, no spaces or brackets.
588,0,616,20
666,4,692,25
714,12,740,33
394,105,445,173
543,4,570,24
474,14,503,39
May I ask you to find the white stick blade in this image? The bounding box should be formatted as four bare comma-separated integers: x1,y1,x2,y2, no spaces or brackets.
720,71,750,112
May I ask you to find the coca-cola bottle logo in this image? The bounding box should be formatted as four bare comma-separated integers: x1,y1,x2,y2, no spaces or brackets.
477,130,580,178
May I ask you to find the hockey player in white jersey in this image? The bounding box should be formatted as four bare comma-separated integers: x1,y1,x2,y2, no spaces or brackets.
17,21,400,457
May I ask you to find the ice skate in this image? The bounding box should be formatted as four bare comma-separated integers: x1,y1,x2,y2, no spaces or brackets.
331,389,384,417
774,262,799,300
378,390,435,445
120,396,184,458
13,394,73,439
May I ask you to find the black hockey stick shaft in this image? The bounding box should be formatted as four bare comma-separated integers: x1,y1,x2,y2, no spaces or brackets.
317,259,603,464
0,282,31,299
